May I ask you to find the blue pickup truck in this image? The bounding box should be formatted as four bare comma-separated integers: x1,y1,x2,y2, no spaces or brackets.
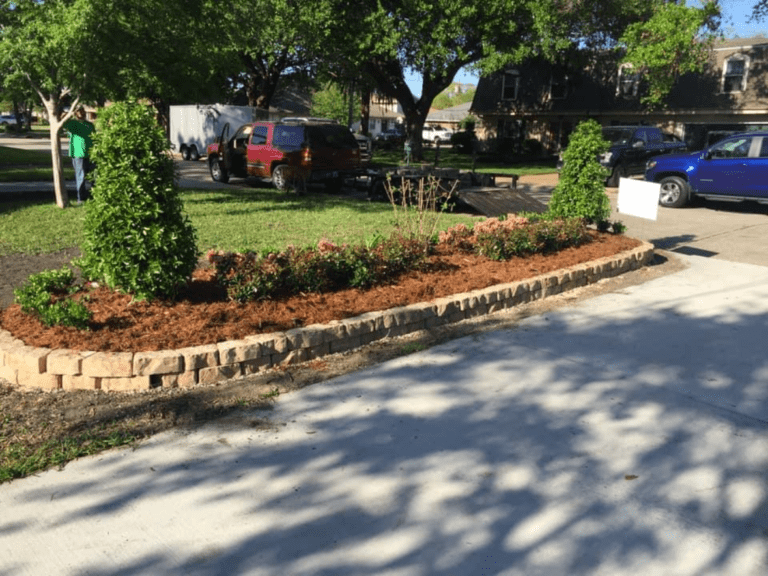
645,131,768,208
601,126,687,187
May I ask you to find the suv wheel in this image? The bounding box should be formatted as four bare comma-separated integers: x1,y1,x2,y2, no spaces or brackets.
180,146,190,161
659,176,689,208
209,157,229,183
272,164,290,191
188,146,200,161
607,163,627,187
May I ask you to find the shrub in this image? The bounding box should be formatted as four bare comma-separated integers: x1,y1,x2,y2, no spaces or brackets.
207,234,430,303
13,267,91,329
548,119,611,225
78,102,199,300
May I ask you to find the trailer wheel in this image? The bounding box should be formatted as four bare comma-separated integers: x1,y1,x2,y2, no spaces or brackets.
188,146,200,161
180,145,190,161
209,157,229,183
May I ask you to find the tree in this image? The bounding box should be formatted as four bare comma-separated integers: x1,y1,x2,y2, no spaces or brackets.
0,0,107,207
310,83,358,125
217,0,334,109
619,1,721,107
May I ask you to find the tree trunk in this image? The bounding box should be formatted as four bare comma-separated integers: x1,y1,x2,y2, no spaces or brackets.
43,99,69,208
360,88,370,135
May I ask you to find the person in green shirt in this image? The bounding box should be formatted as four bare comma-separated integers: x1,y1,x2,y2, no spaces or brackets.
63,107,95,203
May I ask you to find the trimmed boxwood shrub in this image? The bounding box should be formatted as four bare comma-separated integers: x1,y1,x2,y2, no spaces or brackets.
78,102,199,301
548,119,611,225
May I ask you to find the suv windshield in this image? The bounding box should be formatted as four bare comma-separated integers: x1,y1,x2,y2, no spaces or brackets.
602,128,634,145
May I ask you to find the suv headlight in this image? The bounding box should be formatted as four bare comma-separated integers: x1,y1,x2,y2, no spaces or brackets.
599,152,613,165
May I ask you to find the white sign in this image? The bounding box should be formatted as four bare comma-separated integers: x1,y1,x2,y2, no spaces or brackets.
617,178,660,221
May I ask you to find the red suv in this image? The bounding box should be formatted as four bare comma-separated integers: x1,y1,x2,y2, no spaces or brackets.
207,118,362,192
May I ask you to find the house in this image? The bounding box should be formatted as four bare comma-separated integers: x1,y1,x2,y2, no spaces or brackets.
471,35,768,154
425,101,473,132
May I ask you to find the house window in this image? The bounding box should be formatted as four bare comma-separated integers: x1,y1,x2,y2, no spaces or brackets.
502,70,520,101
617,64,639,97
723,55,748,93
549,74,568,100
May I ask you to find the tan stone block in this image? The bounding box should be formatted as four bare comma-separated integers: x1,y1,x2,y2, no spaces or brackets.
17,369,61,390
62,374,100,390
82,352,133,378
241,356,271,375
330,335,362,354
134,350,183,376
306,342,330,360
101,376,152,392
7,346,49,374
434,297,460,317
246,333,288,355
321,321,347,340
339,317,375,338
198,364,241,385
272,348,309,367
177,370,197,388
218,339,262,364
47,349,91,376
179,344,219,371
285,325,328,349
0,364,17,384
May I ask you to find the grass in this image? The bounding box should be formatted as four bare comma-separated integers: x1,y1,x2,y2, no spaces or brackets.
0,186,482,257
0,144,75,182
371,146,558,175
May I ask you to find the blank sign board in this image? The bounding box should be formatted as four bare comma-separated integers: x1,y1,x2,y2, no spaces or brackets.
617,178,660,221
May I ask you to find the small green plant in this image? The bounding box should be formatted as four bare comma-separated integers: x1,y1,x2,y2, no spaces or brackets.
399,343,426,355
548,119,611,225
78,102,199,301
611,220,627,234
385,175,457,243
13,267,91,329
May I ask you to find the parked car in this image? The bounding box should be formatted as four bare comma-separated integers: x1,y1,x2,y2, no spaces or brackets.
600,126,687,187
0,114,19,128
422,125,453,145
373,128,406,150
645,131,768,208
206,118,362,192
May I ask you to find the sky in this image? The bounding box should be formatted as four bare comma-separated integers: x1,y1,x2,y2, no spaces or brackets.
405,0,768,97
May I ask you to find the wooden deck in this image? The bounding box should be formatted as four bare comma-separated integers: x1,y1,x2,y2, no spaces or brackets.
455,186,547,217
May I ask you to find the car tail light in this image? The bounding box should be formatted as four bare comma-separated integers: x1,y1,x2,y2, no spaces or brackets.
302,147,311,166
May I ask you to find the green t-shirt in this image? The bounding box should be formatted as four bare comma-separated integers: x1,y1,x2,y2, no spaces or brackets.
64,118,95,158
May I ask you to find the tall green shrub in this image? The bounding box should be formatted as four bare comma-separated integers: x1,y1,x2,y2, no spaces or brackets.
548,119,611,224
79,102,198,300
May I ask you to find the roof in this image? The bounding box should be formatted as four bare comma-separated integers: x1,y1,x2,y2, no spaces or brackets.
427,102,472,123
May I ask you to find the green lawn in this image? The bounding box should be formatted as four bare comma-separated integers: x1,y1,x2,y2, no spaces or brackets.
371,147,558,175
0,187,483,257
0,145,75,182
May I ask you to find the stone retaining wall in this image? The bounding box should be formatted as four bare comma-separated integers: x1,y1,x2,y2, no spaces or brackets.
0,242,654,392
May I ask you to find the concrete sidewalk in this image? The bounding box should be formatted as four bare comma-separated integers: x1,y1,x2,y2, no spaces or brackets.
3,254,768,575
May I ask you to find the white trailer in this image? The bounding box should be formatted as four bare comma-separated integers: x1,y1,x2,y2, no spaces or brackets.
169,104,265,161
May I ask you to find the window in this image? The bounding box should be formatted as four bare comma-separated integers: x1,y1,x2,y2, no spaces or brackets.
549,74,568,100
710,135,752,159
251,125,267,146
723,55,748,93
617,64,639,97
502,70,520,101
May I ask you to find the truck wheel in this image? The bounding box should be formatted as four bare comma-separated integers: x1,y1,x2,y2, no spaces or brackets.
188,146,200,161
180,145,190,161
607,163,627,187
209,157,229,183
272,164,289,191
658,176,689,208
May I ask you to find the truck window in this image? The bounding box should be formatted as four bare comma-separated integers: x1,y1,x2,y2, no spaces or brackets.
602,128,634,145
251,125,268,146
272,126,305,151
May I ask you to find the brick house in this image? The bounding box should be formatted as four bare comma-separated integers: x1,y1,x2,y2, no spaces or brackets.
470,36,768,154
